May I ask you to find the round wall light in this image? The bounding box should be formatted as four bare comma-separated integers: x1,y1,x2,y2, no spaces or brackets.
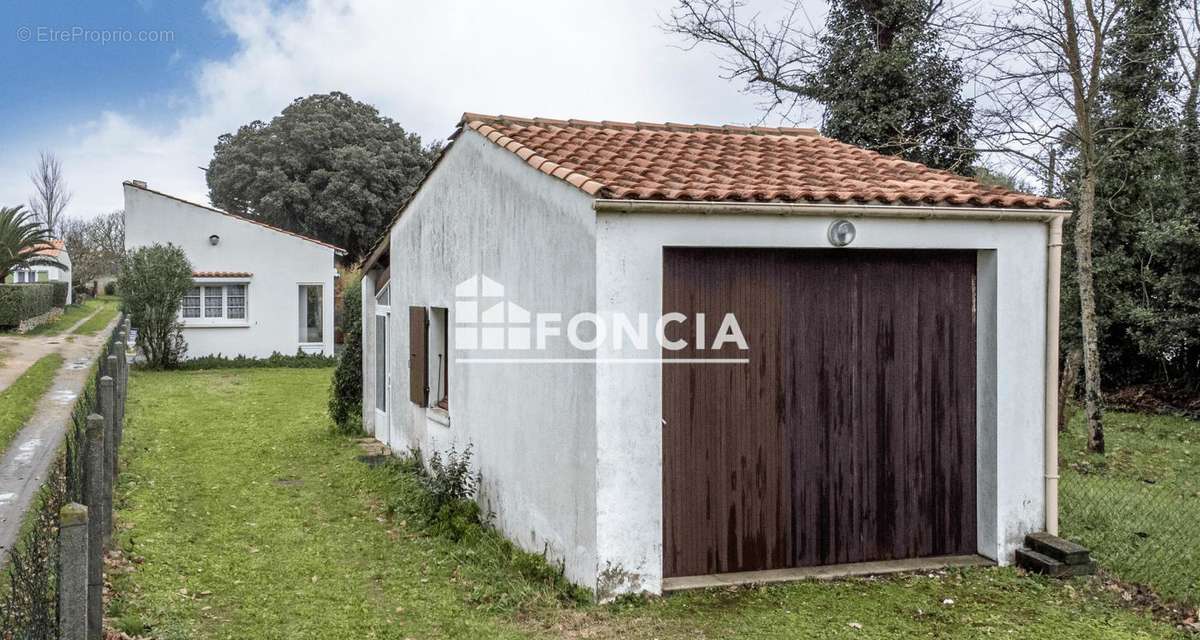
209,234,220,246
827,219,856,247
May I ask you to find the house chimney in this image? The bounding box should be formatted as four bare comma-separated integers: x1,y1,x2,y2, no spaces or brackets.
128,179,147,189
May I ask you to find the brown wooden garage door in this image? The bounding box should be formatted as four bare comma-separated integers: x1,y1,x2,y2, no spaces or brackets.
662,248,977,578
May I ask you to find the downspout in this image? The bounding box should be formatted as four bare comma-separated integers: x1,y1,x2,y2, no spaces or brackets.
1044,217,1064,535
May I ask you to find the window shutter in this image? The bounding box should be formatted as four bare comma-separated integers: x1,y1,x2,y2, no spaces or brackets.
409,305,428,406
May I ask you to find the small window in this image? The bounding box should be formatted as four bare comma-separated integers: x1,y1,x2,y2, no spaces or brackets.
182,287,202,318
181,284,247,322
204,286,224,318
299,285,323,343
376,282,390,306
428,307,449,410
226,284,246,319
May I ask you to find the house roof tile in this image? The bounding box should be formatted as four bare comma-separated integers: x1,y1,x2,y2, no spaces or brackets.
193,271,252,278
460,114,1069,210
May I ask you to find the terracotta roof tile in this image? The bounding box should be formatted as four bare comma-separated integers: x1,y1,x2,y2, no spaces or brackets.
460,114,1069,210
193,271,252,278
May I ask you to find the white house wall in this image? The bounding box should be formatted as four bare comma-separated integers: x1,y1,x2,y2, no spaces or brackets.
123,185,336,359
380,130,600,588
593,212,1049,596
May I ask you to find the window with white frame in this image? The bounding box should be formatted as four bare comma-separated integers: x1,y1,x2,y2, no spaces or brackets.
182,284,248,323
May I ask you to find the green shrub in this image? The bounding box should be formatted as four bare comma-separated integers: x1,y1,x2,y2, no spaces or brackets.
329,275,362,434
418,446,479,523
50,281,68,307
119,244,192,369
169,351,337,371
0,283,53,327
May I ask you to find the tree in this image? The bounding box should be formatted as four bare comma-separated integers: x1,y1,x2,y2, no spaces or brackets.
0,205,67,281
665,0,977,172
329,274,363,434
61,211,125,285
28,152,71,237
206,92,438,260
119,244,192,369
972,0,1130,453
1070,0,1187,389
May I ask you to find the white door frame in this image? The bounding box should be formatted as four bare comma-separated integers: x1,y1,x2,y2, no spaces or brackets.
374,303,392,445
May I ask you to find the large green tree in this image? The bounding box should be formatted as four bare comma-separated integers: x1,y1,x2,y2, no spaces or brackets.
811,0,977,171
665,0,976,172
206,92,438,259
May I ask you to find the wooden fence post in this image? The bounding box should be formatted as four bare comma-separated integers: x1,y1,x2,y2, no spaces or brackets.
84,414,105,640
100,376,116,547
58,503,89,640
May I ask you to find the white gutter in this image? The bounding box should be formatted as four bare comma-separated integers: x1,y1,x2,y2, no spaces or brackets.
594,197,1069,537
592,199,1069,222
1044,217,1064,535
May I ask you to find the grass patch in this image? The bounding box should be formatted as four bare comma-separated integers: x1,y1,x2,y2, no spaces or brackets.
1060,408,1200,605
23,299,103,336
113,368,1184,640
72,299,119,335
0,353,63,455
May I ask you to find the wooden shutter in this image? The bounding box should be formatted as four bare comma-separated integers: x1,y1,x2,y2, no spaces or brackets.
409,305,428,406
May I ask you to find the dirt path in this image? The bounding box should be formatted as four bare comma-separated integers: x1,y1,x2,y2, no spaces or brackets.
0,304,107,393
0,313,122,561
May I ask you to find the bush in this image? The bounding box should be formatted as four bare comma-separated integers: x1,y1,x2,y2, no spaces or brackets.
50,281,68,307
329,275,362,434
104,281,116,296
169,351,337,371
119,244,192,369
0,283,53,327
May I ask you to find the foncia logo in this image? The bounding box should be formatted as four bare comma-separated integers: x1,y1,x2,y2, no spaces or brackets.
453,274,749,364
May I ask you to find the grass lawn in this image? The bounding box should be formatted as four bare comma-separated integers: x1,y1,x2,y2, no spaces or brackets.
0,353,63,454
24,299,103,336
114,368,1185,640
73,299,120,335
1060,408,1200,605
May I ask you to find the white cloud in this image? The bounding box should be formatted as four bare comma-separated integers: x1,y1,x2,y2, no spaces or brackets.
2,0,810,219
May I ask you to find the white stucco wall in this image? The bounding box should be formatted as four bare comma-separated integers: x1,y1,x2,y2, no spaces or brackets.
123,184,336,359
593,212,1050,595
379,130,600,588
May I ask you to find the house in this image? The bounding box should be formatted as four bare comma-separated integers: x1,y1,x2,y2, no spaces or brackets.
6,240,73,304
358,114,1070,598
123,181,343,359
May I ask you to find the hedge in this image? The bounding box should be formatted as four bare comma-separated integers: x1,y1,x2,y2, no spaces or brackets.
50,281,68,307
0,284,54,328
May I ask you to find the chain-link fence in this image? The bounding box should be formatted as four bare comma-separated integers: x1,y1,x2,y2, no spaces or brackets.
0,318,126,639
1059,412,1200,607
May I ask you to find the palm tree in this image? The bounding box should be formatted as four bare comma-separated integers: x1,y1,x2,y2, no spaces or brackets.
0,205,67,282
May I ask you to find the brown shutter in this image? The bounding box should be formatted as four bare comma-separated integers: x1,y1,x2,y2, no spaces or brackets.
409,305,428,406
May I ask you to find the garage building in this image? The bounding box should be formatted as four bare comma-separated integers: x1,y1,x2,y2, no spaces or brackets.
359,114,1069,598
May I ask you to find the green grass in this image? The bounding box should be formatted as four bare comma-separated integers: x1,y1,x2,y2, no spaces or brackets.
0,353,63,454
1060,408,1200,605
72,299,119,335
23,299,103,336
114,368,1184,640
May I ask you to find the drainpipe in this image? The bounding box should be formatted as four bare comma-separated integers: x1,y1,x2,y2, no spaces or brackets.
1044,217,1064,535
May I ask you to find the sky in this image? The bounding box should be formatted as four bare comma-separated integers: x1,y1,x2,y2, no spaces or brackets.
1,0,824,220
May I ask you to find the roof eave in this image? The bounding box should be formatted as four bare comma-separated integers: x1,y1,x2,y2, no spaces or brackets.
591,199,1071,222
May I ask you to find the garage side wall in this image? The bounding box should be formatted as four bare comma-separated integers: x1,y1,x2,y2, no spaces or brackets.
594,213,1048,595
383,130,599,588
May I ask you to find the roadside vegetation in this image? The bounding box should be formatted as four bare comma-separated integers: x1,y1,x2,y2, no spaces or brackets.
0,353,63,454
23,298,103,336
72,298,120,335
111,368,1186,639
